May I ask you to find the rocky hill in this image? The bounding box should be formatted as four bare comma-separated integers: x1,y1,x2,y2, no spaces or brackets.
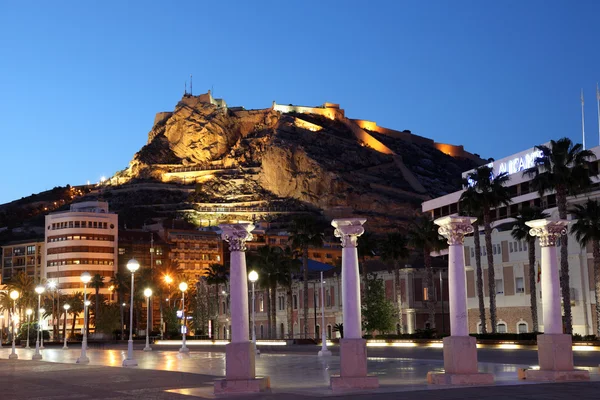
106,92,484,230
0,92,485,236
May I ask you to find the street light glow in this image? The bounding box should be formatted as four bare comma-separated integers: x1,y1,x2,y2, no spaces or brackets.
164,275,173,284
64,304,70,311
35,285,45,295
80,272,91,284
179,282,188,292
10,290,19,300
144,288,152,297
26,309,32,316
248,270,258,282
127,259,140,273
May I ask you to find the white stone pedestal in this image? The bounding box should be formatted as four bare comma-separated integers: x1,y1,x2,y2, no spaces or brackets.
427,336,494,385
524,334,589,381
213,342,271,393
330,339,379,391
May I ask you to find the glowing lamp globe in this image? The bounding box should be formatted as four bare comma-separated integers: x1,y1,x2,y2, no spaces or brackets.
127,259,140,273
179,282,188,292
84,301,90,307
80,271,91,284
164,275,173,284
26,309,33,316
248,270,258,283
10,290,19,300
35,285,45,295
144,288,152,298
48,280,57,289
64,304,70,311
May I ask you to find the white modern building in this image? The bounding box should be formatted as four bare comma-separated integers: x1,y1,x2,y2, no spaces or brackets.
422,145,600,335
44,201,118,296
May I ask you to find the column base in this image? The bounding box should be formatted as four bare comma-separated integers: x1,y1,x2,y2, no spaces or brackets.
318,349,332,357
214,377,270,394
8,353,18,360
427,372,494,385
122,358,137,367
427,336,493,385
179,347,190,353
524,369,590,382
32,353,43,360
331,338,379,391
143,346,152,352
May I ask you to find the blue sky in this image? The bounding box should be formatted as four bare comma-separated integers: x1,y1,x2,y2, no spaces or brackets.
1,1,600,204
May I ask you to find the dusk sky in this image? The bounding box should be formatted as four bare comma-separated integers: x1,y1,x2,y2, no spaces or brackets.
1,1,600,204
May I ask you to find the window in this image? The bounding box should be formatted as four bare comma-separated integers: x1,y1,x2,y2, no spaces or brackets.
518,322,528,333
509,242,513,253
259,296,264,312
518,241,523,251
327,324,332,339
325,253,332,259
497,323,507,333
495,279,504,294
293,294,298,310
471,247,475,258
493,245,497,255
326,289,331,307
516,277,525,293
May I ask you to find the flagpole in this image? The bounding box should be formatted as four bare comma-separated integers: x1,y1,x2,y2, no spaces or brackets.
596,83,600,147
581,88,586,150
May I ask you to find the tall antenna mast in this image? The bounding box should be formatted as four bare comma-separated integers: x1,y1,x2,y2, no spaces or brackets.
581,88,586,150
184,81,187,95
190,74,193,95
597,83,600,147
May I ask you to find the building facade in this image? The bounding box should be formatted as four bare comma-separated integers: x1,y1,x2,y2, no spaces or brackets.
1,238,45,283
422,145,600,335
44,201,118,296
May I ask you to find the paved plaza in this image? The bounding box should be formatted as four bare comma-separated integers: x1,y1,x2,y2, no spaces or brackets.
0,345,599,399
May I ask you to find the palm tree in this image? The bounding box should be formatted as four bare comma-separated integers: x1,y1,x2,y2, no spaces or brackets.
570,200,600,336
511,207,549,332
524,137,596,333
110,272,129,340
379,232,410,333
408,215,447,330
358,232,378,298
288,215,324,339
68,292,84,338
205,263,229,338
278,247,301,339
251,245,284,338
460,181,487,333
90,274,105,332
464,165,511,333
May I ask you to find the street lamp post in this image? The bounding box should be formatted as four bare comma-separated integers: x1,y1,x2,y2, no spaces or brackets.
179,282,189,353
25,309,32,349
77,272,91,364
39,307,46,349
9,290,19,359
63,304,70,349
32,285,45,360
48,280,57,341
318,271,331,357
248,270,259,355
144,288,152,351
121,302,125,341
123,259,140,367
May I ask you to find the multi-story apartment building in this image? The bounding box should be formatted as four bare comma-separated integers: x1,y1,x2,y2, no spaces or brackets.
165,228,226,279
44,201,118,296
1,238,45,283
422,145,600,335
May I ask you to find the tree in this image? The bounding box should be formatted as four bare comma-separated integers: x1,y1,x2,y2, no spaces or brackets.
408,215,447,330
463,165,511,333
90,274,105,332
570,200,600,336
524,138,596,333
511,207,549,332
110,272,129,340
275,247,301,339
68,292,84,337
93,302,121,336
288,215,324,338
362,273,396,336
460,181,486,333
205,263,229,338
379,232,410,333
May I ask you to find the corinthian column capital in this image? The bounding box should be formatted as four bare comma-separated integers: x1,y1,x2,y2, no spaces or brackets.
434,216,476,246
332,218,366,248
219,223,254,252
526,219,568,247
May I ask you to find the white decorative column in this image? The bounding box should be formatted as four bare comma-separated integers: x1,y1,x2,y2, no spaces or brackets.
524,219,589,381
329,218,379,391
427,216,493,385
214,223,270,394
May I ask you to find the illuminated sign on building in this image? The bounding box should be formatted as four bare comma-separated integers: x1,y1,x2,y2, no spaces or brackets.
496,150,543,176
